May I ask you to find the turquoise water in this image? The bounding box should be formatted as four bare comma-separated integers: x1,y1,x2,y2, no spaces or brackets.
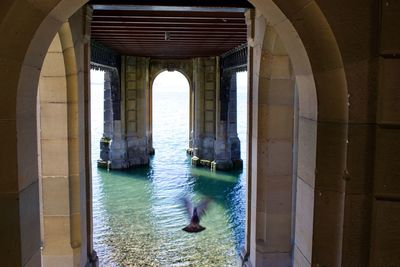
91,71,247,266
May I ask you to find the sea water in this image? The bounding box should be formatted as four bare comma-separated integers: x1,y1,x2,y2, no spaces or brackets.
91,71,247,266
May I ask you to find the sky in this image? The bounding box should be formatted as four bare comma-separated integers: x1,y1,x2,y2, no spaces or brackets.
91,70,247,93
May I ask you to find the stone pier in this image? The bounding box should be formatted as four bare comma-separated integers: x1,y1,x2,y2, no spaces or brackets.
213,45,246,170
91,42,244,170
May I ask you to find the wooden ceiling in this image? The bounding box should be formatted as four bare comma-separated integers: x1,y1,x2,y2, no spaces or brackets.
89,1,252,58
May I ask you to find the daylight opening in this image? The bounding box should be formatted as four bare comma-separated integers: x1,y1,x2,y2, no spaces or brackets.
152,71,190,156
90,69,105,165
236,71,248,167
88,68,247,266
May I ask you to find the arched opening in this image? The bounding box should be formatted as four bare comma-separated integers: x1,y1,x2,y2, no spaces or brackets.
151,70,190,156
1,1,358,266
241,3,349,265
88,68,247,266
38,31,74,266
36,19,89,266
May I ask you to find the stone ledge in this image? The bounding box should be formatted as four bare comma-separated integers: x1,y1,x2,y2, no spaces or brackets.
211,159,233,171
97,160,110,169
191,157,244,171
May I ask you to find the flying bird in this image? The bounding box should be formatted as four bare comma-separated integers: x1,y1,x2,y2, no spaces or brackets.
181,197,211,233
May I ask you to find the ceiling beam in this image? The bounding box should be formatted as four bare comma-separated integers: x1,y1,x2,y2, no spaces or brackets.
89,2,249,58
89,0,253,8
92,5,249,13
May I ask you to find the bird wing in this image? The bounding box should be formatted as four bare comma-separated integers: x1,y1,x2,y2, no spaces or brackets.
181,197,193,219
196,198,211,219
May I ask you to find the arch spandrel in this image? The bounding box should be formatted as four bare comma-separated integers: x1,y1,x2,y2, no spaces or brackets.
149,59,193,88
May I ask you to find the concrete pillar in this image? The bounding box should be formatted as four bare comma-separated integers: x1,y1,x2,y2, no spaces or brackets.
109,67,127,169
213,69,242,170
146,68,154,155
124,56,149,166
103,72,113,139
192,58,205,158
192,57,217,162
109,120,127,168
189,78,196,149
213,70,233,170
248,13,295,267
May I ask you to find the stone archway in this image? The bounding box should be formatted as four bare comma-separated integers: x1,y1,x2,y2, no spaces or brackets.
37,14,94,267
148,60,193,154
38,29,75,267
245,1,349,266
0,1,90,266
0,1,350,266
150,69,191,155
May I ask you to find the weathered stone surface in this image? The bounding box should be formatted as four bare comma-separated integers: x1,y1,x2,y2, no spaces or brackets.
97,160,109,169
370,200,400,267
191,156,200,166
211,159,233,171
232,159,243,169
200,159,212,168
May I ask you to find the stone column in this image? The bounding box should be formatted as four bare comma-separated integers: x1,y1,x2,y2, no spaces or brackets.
244,8,255,260
203,58,217,160
249,14,295,267
213,69,242,170
109,60,128,169
227,72,242,168
189,85,195,149
99,71,112,162
125,56,149,166
83,6,98,265
213,70,233,170
192,57,205,159
146,70,154,155
192,57,217,165
103,72,113,138
39,33,75,267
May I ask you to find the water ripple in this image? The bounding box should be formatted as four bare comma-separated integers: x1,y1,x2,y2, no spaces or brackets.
92,89,246,266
